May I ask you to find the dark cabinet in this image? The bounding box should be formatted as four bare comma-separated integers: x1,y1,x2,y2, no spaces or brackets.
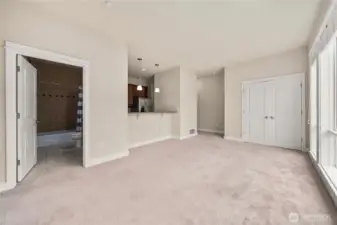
128,84,148,106
128,84,133,105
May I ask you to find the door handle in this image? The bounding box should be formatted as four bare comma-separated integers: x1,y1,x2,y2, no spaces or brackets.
264,116,268,119
270,116,274,120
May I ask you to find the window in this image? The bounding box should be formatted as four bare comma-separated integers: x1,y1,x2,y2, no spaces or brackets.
317,36,337,167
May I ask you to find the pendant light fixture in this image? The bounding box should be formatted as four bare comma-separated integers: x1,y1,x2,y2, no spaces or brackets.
137,84,143,91
137,58,143,91
154,64,160,93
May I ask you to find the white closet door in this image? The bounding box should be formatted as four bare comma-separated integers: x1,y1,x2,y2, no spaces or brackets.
265,81,276,146
274,74,303,150
246,82,267,144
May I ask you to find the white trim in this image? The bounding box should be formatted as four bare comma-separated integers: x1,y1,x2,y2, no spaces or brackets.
0,182,16,193
301,75,306,151
4,42,89,67
224,136,307,153
0,183,6,193
178,133,198,140
129,136,172,149
4,41,90,191
223,136,244,142
86,151,129,168
241,73,305,85
198,129,224,134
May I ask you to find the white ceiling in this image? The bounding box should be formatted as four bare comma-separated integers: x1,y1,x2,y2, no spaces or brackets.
40,0,322,77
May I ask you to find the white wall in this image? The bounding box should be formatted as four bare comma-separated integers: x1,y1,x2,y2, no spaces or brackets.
308,0,335,51
154,67,197,139
0,1,128,182
128,76,149,87
154,67,181,137
197,69,224,133
180,68,198,138
225,47,308,140
128,113,173,148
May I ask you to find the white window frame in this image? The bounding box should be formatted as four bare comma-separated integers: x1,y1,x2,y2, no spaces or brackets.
310,59,318,160
334,39,337,132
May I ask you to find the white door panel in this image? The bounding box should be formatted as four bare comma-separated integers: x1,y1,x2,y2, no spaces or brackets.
274,75,302,150
247,82,266,144
17,55,37,182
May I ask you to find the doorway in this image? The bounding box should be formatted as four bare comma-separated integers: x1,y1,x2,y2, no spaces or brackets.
4,41,90,191
242,73,305,150
16,56,84,182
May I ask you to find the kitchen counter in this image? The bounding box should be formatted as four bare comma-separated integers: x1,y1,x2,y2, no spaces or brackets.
128,111,177,115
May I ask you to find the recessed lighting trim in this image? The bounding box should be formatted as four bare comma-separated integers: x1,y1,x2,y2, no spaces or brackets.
104,0,113,7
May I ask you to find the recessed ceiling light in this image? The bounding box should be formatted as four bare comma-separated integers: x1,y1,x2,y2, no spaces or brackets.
104,0,113,7
142,68,146,71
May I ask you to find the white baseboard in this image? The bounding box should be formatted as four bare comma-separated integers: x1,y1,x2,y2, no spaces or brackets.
0,182,16,193
0,183,8,193
223,136,244,142
86,151,130,168
198,129,224,134
129,136,172,149
178,133,198,140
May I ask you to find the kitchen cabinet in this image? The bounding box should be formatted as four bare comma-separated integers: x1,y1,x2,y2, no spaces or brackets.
136,86,148,98
128,84,148,105
128,84,133,105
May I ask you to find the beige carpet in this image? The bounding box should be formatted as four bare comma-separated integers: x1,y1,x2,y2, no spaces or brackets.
0,134,336,225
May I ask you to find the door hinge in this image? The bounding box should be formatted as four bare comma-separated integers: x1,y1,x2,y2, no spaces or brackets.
17,113,20,119
301,137,303,143
17,65,20,72
300,83,303,88
17,159,20,166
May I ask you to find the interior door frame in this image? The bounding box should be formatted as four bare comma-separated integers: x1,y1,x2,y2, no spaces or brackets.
241,73,306,151
4,41,90,192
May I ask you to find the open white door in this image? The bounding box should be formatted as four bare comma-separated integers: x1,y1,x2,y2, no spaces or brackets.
17,55,37,182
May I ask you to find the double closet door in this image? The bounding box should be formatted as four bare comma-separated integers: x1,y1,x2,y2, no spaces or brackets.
242,74,304,150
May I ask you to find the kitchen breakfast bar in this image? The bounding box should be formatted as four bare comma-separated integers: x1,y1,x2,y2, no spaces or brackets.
128,112,177,149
